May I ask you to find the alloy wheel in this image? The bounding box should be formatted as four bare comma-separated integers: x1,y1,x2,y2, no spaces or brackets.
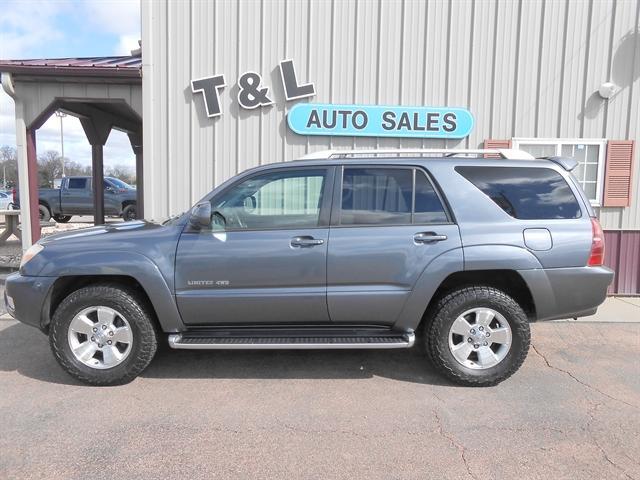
67,306,133,369
447,307,512,369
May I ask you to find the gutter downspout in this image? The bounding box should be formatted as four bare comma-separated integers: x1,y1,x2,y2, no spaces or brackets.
2,72,34,250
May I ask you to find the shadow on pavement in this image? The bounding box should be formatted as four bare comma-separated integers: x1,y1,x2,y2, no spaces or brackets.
0,321,454,387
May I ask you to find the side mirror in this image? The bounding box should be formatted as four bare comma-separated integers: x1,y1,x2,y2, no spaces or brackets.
189,201,212,229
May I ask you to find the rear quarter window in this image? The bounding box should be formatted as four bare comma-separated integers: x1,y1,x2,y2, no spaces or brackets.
67,178,88,189
455,166,582,220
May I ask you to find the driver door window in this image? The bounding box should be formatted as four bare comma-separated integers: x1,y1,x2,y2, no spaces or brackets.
212,169,327,230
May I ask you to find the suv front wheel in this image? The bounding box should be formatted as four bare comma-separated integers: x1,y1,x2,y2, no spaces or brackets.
49,284,158,386
425,286,530,386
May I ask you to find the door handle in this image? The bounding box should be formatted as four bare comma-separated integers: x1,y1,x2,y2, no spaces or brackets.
414,232,448,244
290,236,324,248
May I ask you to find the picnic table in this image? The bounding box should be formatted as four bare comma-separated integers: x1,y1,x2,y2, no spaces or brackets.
0,210,21,244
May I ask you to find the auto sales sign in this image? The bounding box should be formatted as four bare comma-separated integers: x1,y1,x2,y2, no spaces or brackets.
287,103,473,139
191,59,473,139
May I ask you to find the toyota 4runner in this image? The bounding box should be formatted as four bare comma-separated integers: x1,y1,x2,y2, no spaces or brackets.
5,149,613,386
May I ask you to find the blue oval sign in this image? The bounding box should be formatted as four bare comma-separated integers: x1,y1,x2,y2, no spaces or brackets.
288,103,473,139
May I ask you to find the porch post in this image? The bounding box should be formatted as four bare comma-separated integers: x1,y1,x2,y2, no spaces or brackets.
91,144,105,225
26,129,41,242
80,116,111,226
128,132,143,219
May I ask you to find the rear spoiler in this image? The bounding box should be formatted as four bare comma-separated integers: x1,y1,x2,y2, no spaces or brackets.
543,156,578,172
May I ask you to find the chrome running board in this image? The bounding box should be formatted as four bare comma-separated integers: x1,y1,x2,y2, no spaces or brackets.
168,331,415,350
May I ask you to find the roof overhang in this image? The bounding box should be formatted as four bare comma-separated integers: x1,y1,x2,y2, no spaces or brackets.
0,55,142,82
0,65,141,79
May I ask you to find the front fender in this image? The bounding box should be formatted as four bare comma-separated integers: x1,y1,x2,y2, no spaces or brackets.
30,251,184,332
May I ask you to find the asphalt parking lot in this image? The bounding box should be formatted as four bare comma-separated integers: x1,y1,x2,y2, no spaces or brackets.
1,299,638,479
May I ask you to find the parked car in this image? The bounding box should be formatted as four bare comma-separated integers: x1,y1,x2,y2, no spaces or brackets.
14,176,137,223
5,150,613,386
0,191,13,210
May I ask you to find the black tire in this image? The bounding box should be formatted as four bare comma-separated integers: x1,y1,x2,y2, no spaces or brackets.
49,284,158,386
53,215,72,223
122,204,137,221
424,286,530,387
38,204,51,222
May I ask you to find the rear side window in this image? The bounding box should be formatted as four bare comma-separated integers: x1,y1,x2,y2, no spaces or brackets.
339,167,448,225
414,171,448,224
67,178,87,189
456,166,581,219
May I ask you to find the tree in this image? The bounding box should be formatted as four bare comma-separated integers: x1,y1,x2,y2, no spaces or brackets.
38,150,64,187
106,164,136,185
65,160,91,177
0,146,18,189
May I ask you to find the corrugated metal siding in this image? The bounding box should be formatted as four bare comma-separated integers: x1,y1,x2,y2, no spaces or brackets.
142,0,640,226
604,230,640,295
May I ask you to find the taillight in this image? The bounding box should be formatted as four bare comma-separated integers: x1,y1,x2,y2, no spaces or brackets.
588,217,605,266
12,188,16,204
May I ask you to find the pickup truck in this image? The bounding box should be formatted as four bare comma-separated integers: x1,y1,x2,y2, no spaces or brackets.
5,150,613,386
15,176,137,222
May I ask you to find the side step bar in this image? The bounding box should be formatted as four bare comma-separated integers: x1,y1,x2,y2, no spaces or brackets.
168,331,415,350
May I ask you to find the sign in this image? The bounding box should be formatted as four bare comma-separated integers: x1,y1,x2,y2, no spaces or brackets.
287,103,474,139
191,59,315,117
190,59,474,140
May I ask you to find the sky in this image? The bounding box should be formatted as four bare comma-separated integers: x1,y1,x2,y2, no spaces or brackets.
0,0,141,168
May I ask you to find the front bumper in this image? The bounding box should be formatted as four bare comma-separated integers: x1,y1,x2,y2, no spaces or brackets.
4,273,56,331
519,266,615,321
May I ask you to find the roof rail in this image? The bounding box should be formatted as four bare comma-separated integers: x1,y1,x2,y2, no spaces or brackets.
301,148,535,160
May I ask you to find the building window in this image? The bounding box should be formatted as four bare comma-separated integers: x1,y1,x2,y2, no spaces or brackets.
512,138,606,205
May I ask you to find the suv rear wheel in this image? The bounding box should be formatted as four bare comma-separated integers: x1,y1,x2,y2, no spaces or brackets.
49,284,158,386
425,286,530,386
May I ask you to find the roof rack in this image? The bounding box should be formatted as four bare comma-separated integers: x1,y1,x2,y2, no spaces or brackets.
301,148,534,160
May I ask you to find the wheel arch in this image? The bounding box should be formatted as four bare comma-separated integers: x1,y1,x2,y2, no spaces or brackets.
35,252,184,333
44,275,156,331
420,270,537,327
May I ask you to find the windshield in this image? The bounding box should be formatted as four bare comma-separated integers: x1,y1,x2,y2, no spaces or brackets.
107,178,135,190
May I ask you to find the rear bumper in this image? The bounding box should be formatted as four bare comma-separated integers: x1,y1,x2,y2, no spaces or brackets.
4,273,56,332
519,266,614,321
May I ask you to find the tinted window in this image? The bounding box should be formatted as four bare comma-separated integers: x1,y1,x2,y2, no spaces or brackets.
456,166,581,219
67,178,87,189
414,171,448,223
340,168,412,225
212,169,326,230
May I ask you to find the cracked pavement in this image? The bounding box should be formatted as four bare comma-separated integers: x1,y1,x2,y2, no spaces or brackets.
0,316,638,479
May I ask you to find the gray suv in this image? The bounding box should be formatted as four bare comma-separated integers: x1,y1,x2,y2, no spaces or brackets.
5,149,613,386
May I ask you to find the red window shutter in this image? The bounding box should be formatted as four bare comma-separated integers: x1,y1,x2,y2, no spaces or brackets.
603,140,635,207
483,139,512,158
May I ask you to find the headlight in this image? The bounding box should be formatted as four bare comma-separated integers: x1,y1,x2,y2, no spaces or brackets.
20,243,44,268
